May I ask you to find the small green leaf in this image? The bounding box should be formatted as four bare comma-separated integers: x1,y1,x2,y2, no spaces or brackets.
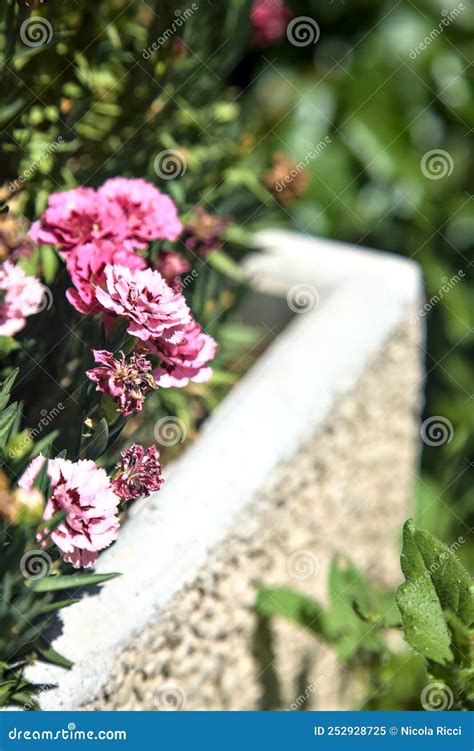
206,250,246,282
0,369,18,411
256,587,334,642
36,598,80,616
35,644,73,669
25,572,120,592
396,520,454,665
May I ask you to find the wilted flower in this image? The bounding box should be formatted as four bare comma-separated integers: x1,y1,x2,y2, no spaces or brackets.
112,444,164,501
87,349,156,416
0,212,36,262
182,207,228,256
96,265,217,387
0,261,44,336
20,455,120,569
263,151,310,204
250,0,291,47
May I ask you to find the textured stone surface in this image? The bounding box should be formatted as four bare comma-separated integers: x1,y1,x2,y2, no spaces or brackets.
83,314,422,711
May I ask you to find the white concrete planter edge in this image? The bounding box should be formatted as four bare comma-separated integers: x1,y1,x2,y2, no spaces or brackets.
26,230,423,709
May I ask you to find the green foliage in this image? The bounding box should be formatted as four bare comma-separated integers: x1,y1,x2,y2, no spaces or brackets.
256,520,473,710
0,369,119,708
396,519,474,708
252,0,473,535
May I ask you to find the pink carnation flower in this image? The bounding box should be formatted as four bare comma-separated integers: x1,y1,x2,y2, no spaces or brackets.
29,187,117,250
251,0,291,47
20,455,120,569
30,180,182,252
98,177,182,247
86,349,156,416
0,261,44,336
112,444,164,501
95,264,217,386
150,321,217,388
95,264,191,343
65,240,147,315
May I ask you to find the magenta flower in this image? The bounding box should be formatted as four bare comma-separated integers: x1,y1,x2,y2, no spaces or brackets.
150,321,217,388
20,455,120,569
98,177,182,247
95,264,191,343
96,264,217,386
65,240,147,315
86,349,156,416
251,0,291,47
0,261,45,336
29,187,117,250
112,444,164,501
30,179,182,254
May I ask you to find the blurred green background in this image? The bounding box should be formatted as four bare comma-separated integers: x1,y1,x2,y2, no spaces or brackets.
245,0,473,558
